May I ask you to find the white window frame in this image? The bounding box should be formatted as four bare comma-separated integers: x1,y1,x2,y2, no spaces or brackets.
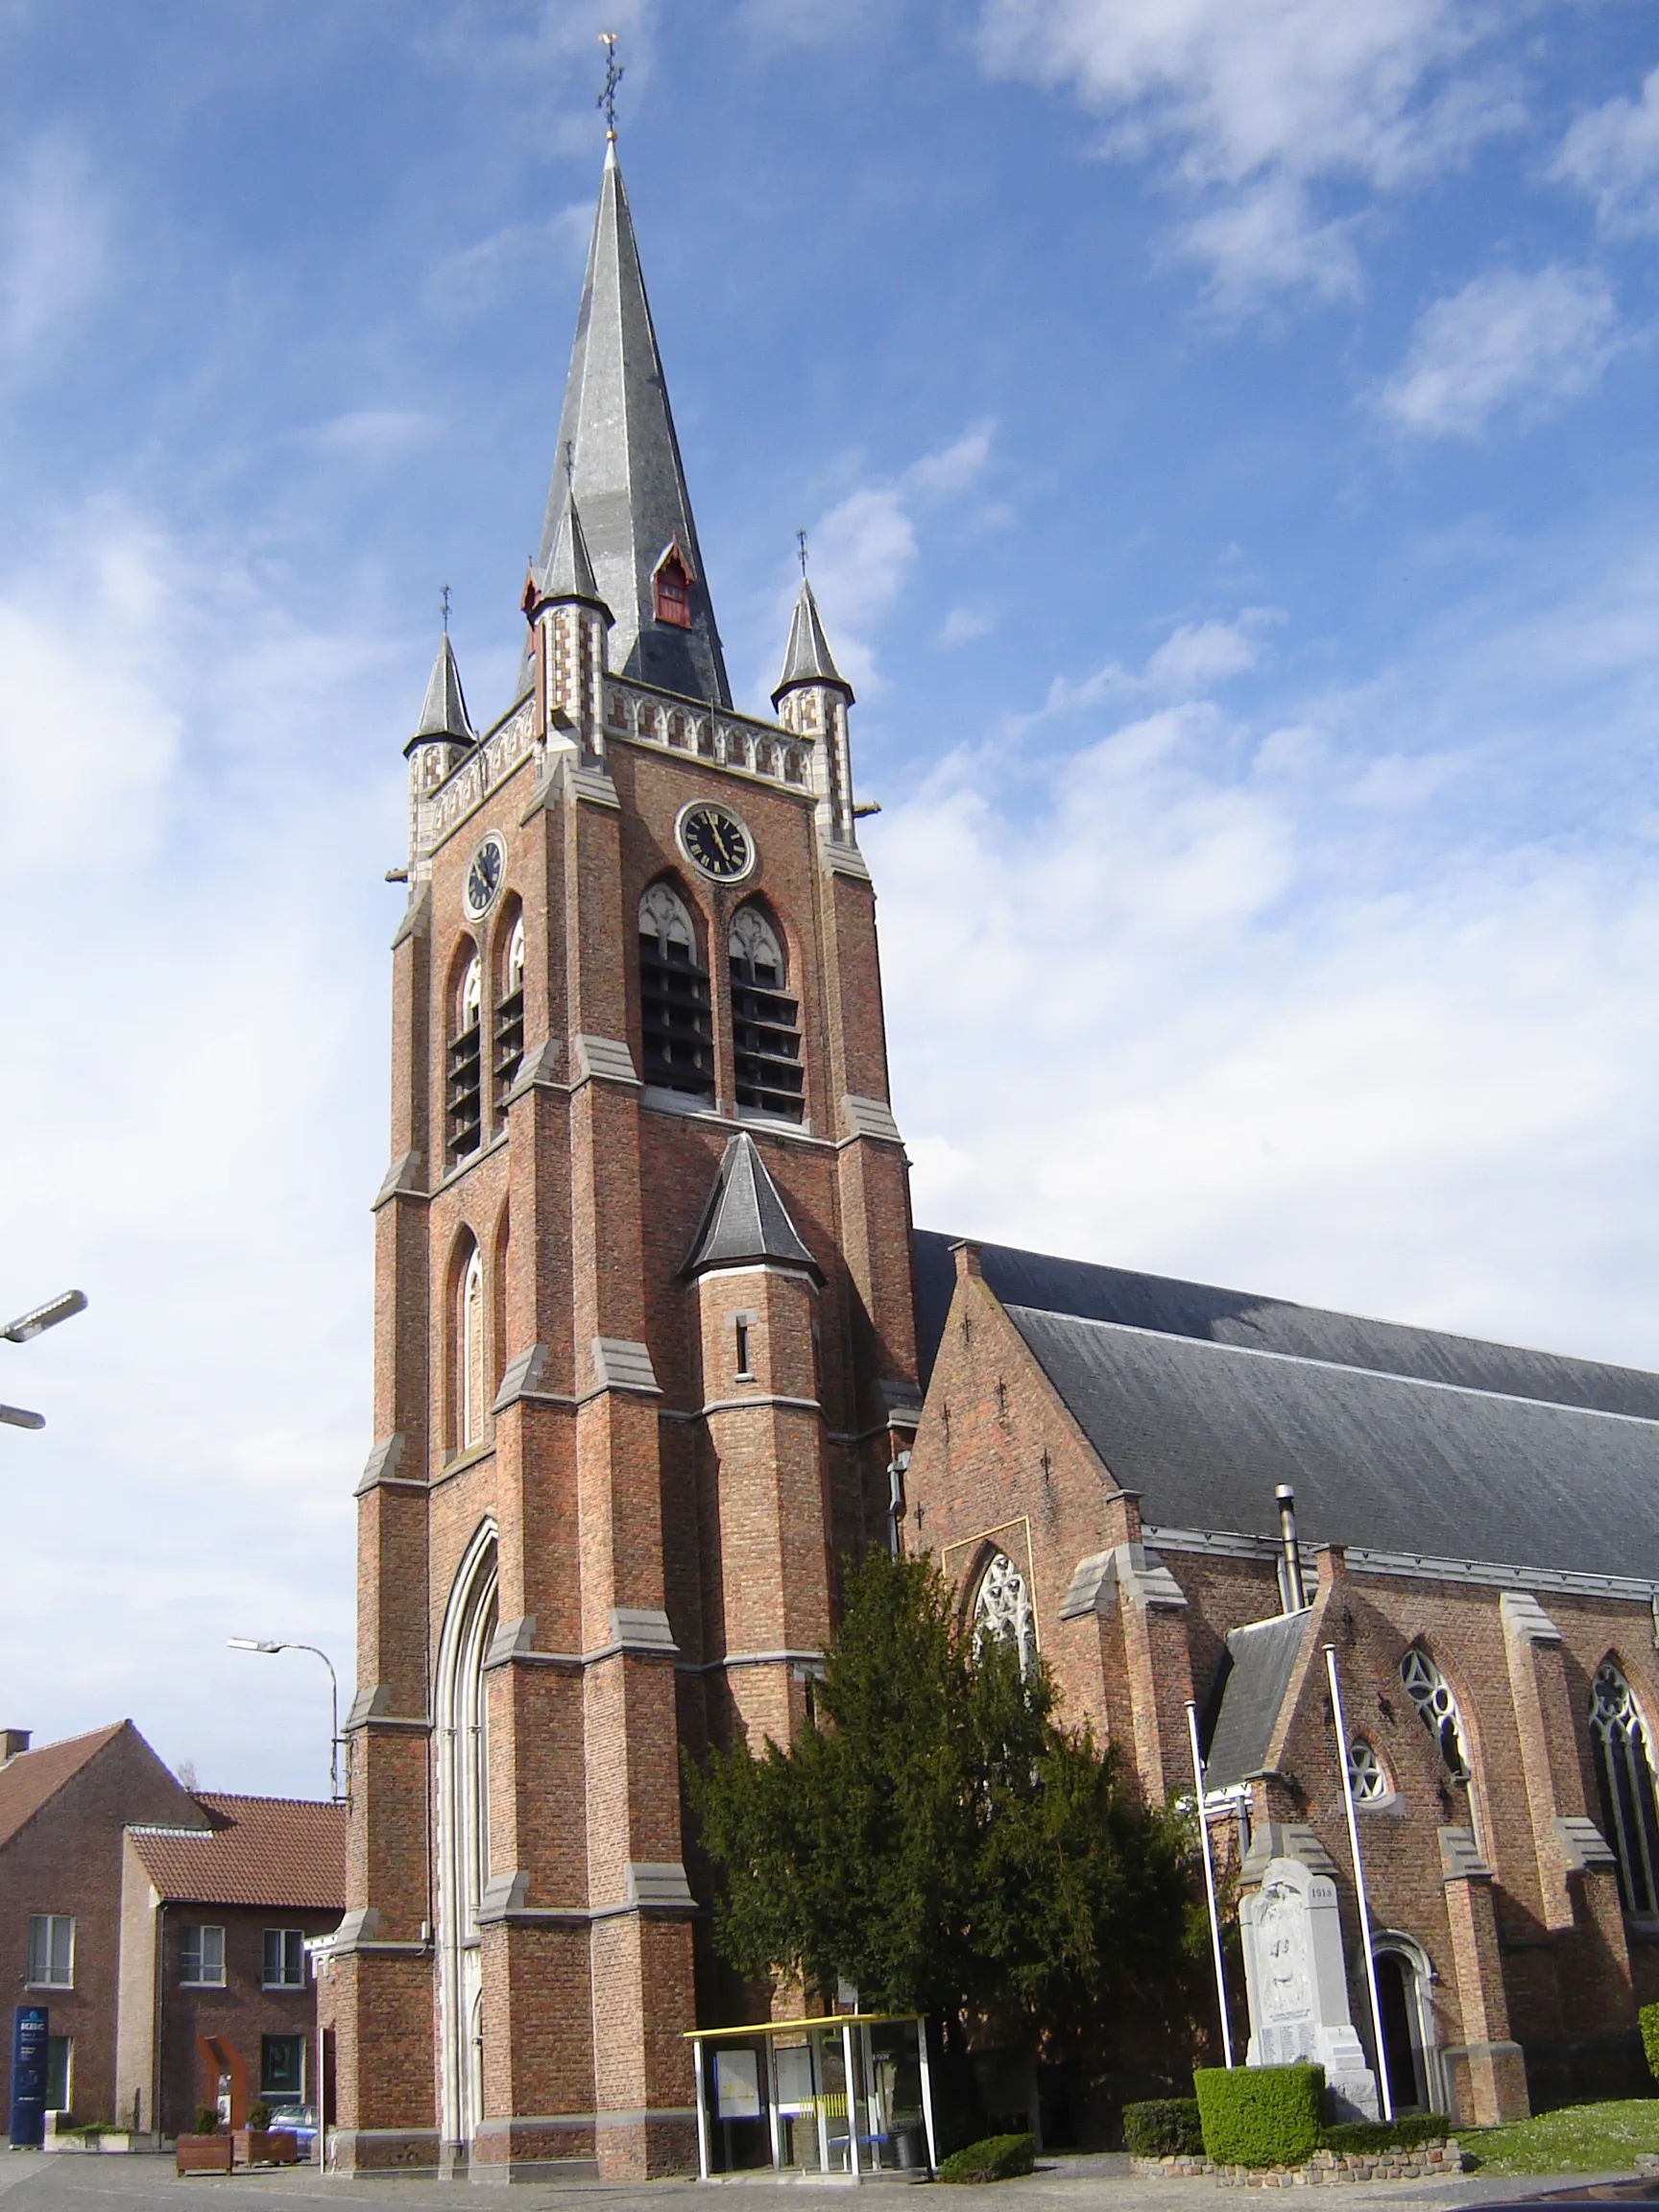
180,1922,227,1987
262,1927,306,1989
26,1913,74,1989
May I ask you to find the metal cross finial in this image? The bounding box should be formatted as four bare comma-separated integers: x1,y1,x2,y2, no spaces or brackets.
597,32,623,140
441,583,450,635
565,438,575,489
796,529,808,578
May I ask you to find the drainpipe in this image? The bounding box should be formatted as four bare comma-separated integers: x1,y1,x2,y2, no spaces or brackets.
1275,1485,1307,1612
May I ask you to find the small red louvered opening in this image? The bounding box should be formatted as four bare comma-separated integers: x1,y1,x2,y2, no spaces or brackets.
654,555,692,628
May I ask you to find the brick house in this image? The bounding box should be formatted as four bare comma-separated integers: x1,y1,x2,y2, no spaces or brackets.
117,1793,346,2139
327,128,1659,2181
0,1722,343,2139
904,1235,1659,2132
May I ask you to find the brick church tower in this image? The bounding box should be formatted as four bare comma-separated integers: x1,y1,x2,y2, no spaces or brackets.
321,137,921,2182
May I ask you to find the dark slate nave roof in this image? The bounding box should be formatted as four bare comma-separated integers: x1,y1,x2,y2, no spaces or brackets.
911,1229,1659,1585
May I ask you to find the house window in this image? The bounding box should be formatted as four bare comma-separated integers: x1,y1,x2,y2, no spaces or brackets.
263,1928,306,1988
447,951,483,1163
261,2035,305,2099
1400,1647,1471,1781
45,2037,71,2112
973,1550,1035,1676
638,883,714,1099
180,1923,226,1986
26,1914,74,1988
730,906,804,1123
1347,1739,1391,1804
493,916,525,1117
653,544,693,628
459,1244,486,1451
1591,1661,1659,1919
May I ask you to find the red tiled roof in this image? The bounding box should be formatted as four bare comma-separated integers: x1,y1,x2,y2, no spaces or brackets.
0,1721,129,1851
129,1792,346,1911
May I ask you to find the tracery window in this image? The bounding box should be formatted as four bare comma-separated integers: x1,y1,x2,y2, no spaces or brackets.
459,1244,486,1451
638,883,714,1098
730,905,804,1123
1590,1662,1659,1919
493,914,525,1117
973,1550,1035,1677
1347,1738,1390,1804
1400,1647,1470,1782
447,950,483,1162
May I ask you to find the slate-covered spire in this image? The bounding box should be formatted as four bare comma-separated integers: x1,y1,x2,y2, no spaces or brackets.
682,1132,823,1284
537,477,608,613
534,143,730,706
772,575,852,708
406,632,472,757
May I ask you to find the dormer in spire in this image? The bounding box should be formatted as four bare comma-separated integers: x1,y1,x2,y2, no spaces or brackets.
533,147,730,707
682,1132,823,1284
772,576,853,708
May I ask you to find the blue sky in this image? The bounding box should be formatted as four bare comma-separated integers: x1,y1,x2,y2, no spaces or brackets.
2,0,1658,1795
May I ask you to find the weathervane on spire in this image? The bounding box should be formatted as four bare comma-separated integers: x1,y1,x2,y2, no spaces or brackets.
442,583,450,635
796,529,808,578
597,32,623,141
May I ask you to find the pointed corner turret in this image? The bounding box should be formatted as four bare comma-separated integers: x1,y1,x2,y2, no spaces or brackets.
772,576,853,709
406,633,473,758
533,147,731,708
532,480,610,618
682,1132,823,1285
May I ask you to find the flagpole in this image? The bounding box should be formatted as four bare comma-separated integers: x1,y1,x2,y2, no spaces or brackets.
1324,1644,1393,2121
1185,1699,1234,2068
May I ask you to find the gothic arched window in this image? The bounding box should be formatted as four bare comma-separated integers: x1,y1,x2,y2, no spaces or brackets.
1400,1647,1471,1782
459,1244,486,1451
638,883,713,1099
1347,1738,1391,1804
973,1550,1035,1677
1590,1662,1659,1919
435,1526,496,2151
447,948,483,1162
493,913,525,1117
730,904,804,1123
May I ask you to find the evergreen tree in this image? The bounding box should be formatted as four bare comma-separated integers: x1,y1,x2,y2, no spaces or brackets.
688,1550,1202,2074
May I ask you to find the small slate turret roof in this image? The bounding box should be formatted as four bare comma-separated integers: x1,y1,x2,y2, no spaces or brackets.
1200,1610,1310,1788
683,1132,822,1283
537,479,608,613
409,633,472,754
533,144,729,707
773,576,852,706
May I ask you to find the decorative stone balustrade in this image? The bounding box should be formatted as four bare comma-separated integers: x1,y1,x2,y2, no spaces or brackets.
417,699,538,852
603,681,812,791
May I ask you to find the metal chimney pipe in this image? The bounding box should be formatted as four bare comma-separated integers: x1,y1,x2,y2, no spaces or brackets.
1275,1484,1307,1612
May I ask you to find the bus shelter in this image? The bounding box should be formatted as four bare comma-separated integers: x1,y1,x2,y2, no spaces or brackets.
685,2013,938,2182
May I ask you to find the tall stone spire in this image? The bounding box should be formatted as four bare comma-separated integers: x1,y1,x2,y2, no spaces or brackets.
534,145,730,707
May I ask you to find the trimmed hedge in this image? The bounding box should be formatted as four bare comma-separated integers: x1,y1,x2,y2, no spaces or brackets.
1641,2003,1659,2084
937,2132,1037,2184
1123,2099,1205,2157
1194,2065,1324,2170
1323,2115,1451,2154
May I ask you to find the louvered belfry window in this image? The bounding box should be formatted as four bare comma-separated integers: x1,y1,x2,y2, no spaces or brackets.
447,953,484,1163
493,916,525,1120
653,546,692,628
638,884,714,1098
730,905,804,1123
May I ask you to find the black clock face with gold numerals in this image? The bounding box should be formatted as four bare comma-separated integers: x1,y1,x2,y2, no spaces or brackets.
464,832,505,918
679,803,753,881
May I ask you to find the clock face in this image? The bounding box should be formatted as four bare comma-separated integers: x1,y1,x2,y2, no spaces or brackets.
464,832,506,919
678,802,754,883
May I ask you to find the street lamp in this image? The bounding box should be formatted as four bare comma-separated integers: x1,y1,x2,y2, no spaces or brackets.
228,1639,344,1802
1,1287,88,1430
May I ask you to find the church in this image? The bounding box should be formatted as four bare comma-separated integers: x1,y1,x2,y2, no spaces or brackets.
321,132,1659,2180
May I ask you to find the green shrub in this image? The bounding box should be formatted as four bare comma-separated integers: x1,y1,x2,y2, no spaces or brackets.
1323,2115,1450,2154
1123,2099,1205,2157
194,2106,220,2136
937,2132,1037,2183
1640,2004,1659,2084
247,2103,272,2130
1194,2066,1324,2169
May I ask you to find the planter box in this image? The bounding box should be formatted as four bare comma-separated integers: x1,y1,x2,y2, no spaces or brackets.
233,2128,298,2167
176,2133,233,2175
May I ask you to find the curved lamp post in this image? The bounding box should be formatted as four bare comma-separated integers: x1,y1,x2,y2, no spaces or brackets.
228,1639,343,1802
1,1288,88,1430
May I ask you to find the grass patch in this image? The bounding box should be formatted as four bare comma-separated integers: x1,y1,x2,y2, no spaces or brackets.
1463,2100,1659,2176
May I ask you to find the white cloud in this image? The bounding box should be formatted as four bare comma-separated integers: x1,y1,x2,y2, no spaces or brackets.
871,535,1659,1368
0,136,108,366
942,606,996,646
1552,66,1659,238
424,201,593,316
975,0,1521,302
1046,606,1280,710
1379,265,1620,438
309,408,440,462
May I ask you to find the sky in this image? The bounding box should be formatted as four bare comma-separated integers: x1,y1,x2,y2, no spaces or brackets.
2,0,1658,1797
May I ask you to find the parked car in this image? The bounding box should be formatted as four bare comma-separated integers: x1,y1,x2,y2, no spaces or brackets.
261,2102,318,2159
